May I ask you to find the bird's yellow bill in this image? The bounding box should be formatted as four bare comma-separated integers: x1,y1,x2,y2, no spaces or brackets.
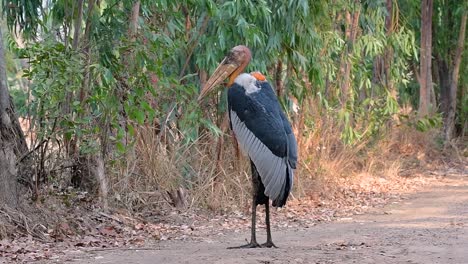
198,58,239,101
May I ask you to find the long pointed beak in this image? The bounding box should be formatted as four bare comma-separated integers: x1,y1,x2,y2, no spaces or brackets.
198,58,239,101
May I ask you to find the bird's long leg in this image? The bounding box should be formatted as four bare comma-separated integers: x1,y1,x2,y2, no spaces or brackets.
227,191,261,248
227,162,261,249
248,192,261,246
262,201,277,248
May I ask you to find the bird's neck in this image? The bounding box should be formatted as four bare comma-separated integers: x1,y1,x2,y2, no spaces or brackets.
227,58,250,87
228,68,243,87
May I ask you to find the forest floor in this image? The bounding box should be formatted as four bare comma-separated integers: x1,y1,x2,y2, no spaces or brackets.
1,164,466,263
58,165,468,263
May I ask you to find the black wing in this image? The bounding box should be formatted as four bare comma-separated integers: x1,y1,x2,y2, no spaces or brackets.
228,76,296,205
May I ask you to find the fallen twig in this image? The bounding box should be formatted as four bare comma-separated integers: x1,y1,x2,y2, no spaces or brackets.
16,139,48,164
98,212,123,224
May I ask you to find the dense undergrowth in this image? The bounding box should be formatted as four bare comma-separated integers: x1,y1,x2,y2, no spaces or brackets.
106,113,447,213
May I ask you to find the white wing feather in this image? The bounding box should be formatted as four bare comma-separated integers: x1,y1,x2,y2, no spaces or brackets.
230,110,288,201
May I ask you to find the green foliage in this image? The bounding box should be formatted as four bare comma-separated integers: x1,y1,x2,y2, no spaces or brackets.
1,0,42,38
3,0,460,160
400,113,443,132
22,42,84,140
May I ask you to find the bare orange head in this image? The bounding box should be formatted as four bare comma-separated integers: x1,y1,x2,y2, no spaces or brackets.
198,45,252,101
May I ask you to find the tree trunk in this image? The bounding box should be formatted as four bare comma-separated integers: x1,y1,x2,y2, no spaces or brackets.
72,0,84,50
436,55,450,116
0,28,24,208
445,11,467,141
93,152,108,210
384,0,396,99
70,0,97,188
339,4,360,105
64,0,84,157
418,0,433,117
78,0,96,107
275,60,283,97
128,1,140,39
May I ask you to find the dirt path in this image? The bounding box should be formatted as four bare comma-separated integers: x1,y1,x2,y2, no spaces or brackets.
69,173,468,264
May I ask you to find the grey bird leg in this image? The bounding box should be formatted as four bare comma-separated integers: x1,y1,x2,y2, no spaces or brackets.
227,189,261,248
227,162,261,249
262,201,277,248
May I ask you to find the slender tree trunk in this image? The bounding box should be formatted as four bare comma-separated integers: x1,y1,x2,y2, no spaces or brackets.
93,152,108,210
64,0,84,157
340,10,352,104
70,0,95,160
0,28,22,208
384,0,396,99
179,14,210,79
70,1,110,210
83,0,102,206
275,60,283,97
436,55,450,116
72,0,84,50
129,1,140,39
78,0,96,107
182,5,191,41
340,4,360,105
199,70,207,88
445,11,467,141
419,0,433,116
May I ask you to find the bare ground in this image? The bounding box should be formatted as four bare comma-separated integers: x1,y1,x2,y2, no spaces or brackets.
63,171,468,264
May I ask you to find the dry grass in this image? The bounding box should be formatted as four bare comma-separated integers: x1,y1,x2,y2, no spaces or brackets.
107,108,445,215
280,98,445,205
107,124,253,213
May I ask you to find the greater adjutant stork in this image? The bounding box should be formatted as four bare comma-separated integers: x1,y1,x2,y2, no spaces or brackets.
198,45,298,248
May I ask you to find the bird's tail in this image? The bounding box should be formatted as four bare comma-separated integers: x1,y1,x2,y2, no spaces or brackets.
272,166,293,207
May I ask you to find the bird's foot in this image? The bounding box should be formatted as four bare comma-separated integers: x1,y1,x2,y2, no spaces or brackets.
227,241,262,249
261,241,278,248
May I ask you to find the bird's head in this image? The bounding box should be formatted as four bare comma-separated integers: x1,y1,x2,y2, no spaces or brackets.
198,45,252,101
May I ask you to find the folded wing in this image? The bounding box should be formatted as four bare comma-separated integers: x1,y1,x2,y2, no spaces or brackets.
228,77,296,206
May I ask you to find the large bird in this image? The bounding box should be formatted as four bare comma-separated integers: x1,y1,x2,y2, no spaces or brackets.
198,45,298,248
